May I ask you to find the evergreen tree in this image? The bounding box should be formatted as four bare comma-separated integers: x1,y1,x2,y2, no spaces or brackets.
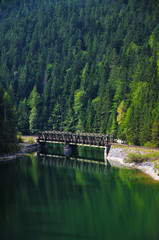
28,86,41,132
0,84,17,154
0,0,158,146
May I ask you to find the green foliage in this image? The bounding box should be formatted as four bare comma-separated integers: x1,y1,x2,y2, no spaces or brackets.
125,153,146,163
17,98,29,134
29,106,38,132
17,132,24,144
52,102,63,131
125,152,159,163
117,100,126,125
23,137,35,144
73,89,86,132
0,84,17,154
0,0,159,146
151,121,159,148
28,86,41,132
28,86,41,109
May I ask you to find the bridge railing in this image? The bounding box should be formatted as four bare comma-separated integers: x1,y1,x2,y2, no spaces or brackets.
38,131,113,146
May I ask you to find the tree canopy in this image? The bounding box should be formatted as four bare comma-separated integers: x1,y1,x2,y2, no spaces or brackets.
0,0,159,147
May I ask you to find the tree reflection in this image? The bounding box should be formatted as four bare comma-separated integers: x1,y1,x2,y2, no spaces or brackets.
0,150,159,240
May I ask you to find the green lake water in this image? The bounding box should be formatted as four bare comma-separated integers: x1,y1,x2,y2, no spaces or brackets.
0,144,159,240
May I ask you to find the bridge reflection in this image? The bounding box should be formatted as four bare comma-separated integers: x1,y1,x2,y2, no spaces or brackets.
38,153,111,174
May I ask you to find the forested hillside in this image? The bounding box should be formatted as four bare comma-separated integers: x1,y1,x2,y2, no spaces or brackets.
0,0,159,147
0,83,17,154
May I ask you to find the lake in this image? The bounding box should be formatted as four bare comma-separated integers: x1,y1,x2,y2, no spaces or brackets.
0,143,159,240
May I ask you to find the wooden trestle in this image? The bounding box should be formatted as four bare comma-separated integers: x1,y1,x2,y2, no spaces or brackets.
38,131,113,147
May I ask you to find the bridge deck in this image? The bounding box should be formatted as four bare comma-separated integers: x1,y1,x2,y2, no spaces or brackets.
38,131,113,147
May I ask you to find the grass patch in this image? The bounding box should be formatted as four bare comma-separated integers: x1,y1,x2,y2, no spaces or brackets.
21,136,36,144
112,145,126,148
125,152,159,163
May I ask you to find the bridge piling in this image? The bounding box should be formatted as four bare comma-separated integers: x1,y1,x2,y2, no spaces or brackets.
104,144,111,159
64,143,78,156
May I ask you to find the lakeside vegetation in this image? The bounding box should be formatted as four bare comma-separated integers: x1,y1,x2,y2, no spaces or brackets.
125,152,159,163
0,0,159,153
124,150,159,176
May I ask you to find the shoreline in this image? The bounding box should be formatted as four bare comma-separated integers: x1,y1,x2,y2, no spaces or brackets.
1,140,159,181
0,143,38,161
107,145,159,181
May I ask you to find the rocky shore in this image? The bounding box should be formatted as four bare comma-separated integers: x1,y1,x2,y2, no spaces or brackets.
0,143,38,161
107,145,159,181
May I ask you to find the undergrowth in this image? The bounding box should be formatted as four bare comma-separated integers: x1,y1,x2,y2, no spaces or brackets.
125,152,159,163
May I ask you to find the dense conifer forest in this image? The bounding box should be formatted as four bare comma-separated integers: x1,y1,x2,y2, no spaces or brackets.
0,0,159,153
0,83,17,154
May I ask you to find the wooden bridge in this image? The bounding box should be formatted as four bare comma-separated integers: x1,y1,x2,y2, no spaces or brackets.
38,131,113,147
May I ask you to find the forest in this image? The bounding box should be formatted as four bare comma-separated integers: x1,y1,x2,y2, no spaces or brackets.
0,0,159,153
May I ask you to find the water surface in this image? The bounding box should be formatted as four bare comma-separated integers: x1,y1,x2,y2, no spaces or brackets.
0,144,159,240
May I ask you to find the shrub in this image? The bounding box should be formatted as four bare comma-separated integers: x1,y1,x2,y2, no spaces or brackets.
125,152,159,163
125,153,145,163
17,132,24,143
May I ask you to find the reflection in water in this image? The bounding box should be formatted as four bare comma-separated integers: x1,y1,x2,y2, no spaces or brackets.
40,143,105,162
0,144,159,240
38,153,111,174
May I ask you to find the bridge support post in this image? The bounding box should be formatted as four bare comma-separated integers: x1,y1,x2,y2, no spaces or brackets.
37,142,41,153
104,145,111,167
64,144,72,155
39,141,46,153
64,144,78,156
104,144,111,159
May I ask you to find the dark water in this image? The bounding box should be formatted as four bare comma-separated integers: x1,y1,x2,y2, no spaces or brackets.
0,144,159,240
